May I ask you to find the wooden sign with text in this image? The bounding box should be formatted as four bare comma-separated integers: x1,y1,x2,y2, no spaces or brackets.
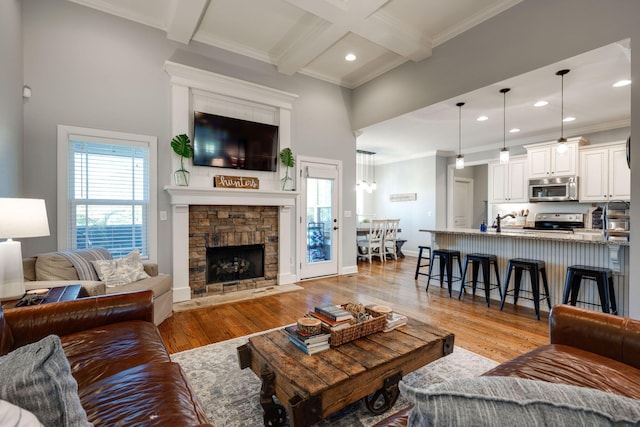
214,175,259,189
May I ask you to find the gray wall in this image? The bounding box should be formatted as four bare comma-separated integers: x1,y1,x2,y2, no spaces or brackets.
20,0,357,271
368,156,440,254
352,0,639,131
0,0,23,197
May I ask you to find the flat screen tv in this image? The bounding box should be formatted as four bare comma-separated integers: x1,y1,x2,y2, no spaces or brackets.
193,111,279,172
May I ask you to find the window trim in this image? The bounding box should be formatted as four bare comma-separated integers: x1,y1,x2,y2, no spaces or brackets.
57,125,158,262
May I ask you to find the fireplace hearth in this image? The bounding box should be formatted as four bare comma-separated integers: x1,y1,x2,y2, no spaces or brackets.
207,244,265,284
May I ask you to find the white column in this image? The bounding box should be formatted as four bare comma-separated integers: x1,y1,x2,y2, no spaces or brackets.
278,206,296,284
172,204,192,302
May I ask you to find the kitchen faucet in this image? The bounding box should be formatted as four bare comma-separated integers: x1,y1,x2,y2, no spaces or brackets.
495,213,516,233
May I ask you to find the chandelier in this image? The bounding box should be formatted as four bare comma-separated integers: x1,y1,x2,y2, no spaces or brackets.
356,150,377,193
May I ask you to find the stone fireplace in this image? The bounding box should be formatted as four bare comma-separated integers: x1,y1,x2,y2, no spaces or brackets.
189,205,278,294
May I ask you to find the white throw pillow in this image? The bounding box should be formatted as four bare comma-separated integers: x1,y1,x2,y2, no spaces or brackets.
0,400,44,427
91,249,150,287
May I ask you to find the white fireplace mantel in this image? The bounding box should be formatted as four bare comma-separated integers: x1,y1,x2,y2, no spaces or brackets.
165,186,298,207
165,186,298,302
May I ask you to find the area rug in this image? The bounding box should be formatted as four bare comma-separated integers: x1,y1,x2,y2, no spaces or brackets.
172,284,304,312
172,329,499,426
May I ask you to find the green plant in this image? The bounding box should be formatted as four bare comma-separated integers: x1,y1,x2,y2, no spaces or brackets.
170,134,193,172
280,147,295,190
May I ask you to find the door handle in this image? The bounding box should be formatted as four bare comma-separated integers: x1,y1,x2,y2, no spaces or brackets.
333,226,339,230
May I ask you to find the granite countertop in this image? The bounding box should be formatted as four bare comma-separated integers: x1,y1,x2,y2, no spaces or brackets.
420,228,629,246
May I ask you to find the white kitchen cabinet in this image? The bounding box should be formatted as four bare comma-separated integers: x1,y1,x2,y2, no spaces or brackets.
525,138,586,178
489,156,528,203
579,141,630,202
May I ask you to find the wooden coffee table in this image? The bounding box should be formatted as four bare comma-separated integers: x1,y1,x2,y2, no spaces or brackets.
238,317,454,427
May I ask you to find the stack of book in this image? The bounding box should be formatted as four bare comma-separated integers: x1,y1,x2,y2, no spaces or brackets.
307,305,354,331
285,324,331,354
383,312,408,332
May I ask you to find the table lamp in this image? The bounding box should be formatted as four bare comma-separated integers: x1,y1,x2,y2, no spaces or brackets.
0,198,50,301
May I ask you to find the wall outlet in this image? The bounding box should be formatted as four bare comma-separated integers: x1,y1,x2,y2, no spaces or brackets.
344,210,352,218
160,211,167,221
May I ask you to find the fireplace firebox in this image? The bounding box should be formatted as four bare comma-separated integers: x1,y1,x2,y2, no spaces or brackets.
206,244,265,284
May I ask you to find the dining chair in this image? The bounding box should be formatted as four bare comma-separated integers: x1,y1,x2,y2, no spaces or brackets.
383,219,400,261
357,219,386,263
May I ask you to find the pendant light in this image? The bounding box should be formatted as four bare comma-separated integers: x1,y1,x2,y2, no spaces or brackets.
499,88,510,164
455,102,465,169
556,69,570,154
356,149,377,193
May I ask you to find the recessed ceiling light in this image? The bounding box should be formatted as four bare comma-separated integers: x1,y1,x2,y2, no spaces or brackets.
476,115,488,122
613,79,631,87
533,101,548,107
509,128,520,133
563,116,576,122
345,53,356,62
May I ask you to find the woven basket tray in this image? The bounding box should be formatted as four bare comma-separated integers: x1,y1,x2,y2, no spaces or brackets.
326,307,386,346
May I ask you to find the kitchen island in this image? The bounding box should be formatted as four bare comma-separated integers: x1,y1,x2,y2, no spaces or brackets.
420,228,629,317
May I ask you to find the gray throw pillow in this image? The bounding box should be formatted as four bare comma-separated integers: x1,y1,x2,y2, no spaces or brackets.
0,335,92,427
400,376,640,427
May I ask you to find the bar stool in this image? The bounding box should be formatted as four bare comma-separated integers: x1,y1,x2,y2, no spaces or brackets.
414,246,431,280
426,249,463,297
562,265,617,314
500,258,551,320
458,253,502,307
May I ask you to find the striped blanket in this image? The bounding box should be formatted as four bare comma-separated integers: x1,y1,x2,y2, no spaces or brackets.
58,248,112,281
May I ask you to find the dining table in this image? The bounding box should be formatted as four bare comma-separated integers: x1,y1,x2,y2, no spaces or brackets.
356,228,405,258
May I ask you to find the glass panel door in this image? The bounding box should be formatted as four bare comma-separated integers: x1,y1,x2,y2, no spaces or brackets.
300,161,339,279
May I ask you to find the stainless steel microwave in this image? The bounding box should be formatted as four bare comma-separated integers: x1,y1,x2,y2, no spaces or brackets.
528,176,578,202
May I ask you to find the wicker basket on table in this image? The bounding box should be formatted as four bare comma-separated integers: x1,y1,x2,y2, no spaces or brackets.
327,306,386,346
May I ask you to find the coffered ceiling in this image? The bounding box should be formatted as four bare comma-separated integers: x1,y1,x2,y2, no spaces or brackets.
68,0,522,88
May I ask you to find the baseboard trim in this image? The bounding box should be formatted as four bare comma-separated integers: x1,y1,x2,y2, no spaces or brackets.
340,265,358,275
173,286,192,302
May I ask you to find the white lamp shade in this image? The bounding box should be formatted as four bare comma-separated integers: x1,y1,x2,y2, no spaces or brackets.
455,155,465,170
0,198,50,239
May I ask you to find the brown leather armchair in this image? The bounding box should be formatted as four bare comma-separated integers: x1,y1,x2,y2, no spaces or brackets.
1,291,212,427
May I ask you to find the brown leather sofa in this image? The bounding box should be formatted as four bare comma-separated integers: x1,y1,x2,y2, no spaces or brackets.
375,305,640,427
0,290,212,426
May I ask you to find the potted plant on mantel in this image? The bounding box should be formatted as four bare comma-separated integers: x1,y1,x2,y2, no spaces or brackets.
171,134,193,186
280,147,295,190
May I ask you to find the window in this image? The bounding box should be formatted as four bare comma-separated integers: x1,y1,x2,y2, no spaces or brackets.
57,125,157,261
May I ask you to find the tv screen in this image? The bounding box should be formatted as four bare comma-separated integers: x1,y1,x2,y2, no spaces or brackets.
193,111,279,172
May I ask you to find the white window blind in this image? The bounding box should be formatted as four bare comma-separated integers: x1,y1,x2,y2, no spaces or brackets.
57,125,157,260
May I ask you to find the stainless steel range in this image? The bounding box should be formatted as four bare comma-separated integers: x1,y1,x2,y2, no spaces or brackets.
524,213,584,233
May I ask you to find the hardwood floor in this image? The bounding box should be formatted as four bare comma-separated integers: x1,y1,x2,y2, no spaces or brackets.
158,257,549,363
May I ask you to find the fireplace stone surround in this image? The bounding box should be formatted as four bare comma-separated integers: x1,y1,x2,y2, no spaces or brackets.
189,205,278,295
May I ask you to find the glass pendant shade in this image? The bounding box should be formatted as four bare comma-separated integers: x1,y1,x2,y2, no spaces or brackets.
500,147,510,164
557,138,568,154
455,154,465,169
